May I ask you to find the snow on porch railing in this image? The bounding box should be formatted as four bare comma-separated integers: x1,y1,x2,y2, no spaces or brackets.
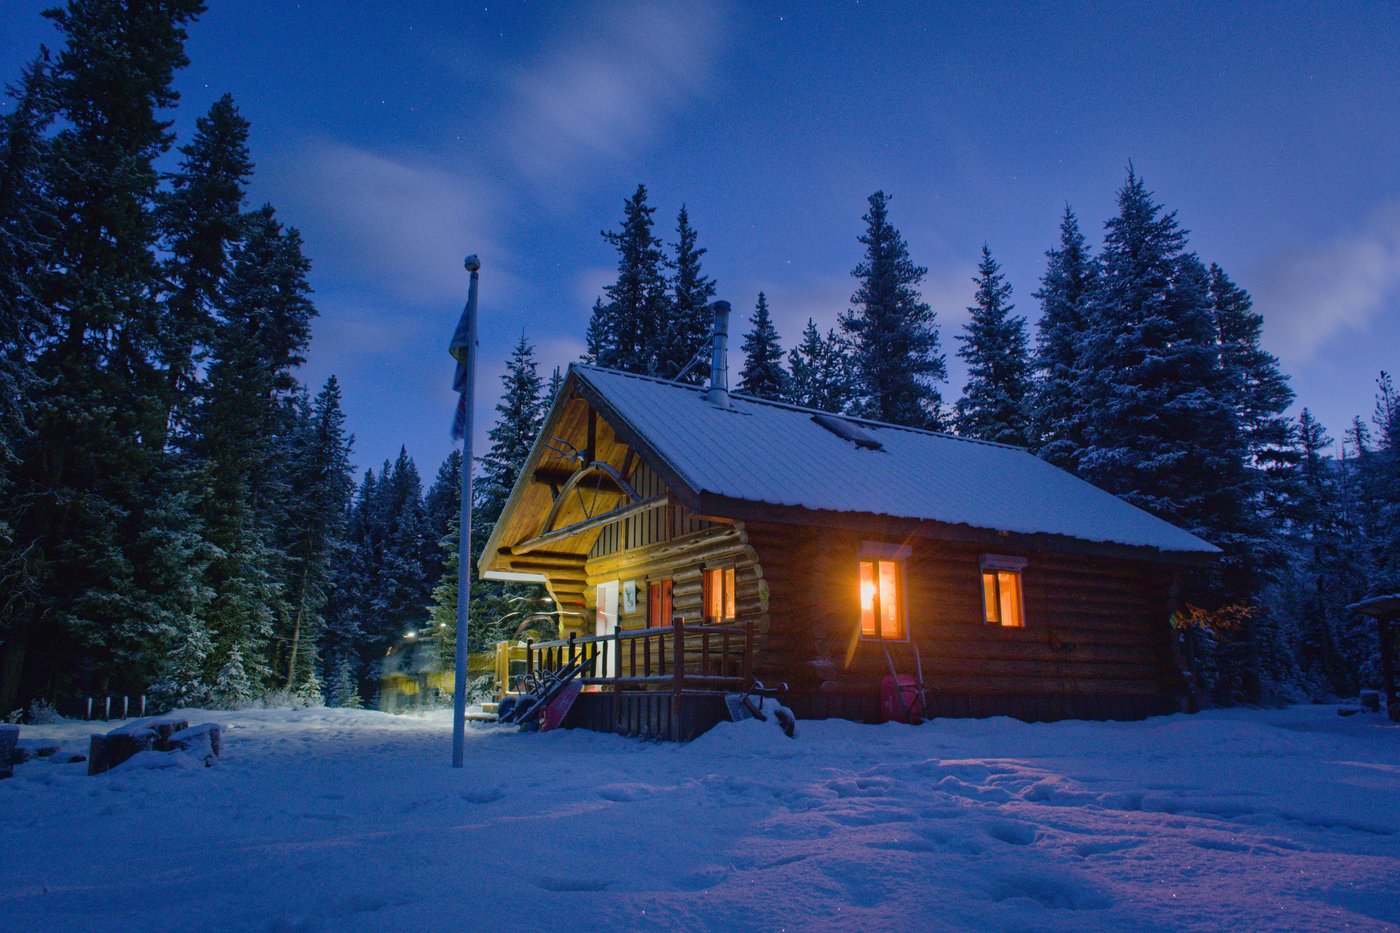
525,619,754,695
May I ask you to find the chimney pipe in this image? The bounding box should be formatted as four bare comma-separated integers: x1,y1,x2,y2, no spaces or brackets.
706,300,731,408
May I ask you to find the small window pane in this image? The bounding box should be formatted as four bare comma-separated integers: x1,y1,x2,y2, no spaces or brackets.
999,571,1023,627
879,560,901,639
704,569,721,622
982,572,1000,624
859,561,877,636
724,567,736,620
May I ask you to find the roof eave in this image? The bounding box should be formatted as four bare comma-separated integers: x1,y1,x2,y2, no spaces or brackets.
692,492,1221,568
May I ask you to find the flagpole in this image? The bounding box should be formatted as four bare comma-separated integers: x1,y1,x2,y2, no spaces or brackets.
452,254,480,769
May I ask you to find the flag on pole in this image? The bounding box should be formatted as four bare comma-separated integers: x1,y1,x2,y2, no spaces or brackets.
449,300,473,440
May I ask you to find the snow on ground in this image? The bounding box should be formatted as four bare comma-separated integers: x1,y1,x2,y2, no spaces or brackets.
2,706,1397,932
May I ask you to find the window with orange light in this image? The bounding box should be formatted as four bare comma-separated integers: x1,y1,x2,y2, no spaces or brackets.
858,558,905,640
981,557,1026,627
648,579,673,628
703,567,736,622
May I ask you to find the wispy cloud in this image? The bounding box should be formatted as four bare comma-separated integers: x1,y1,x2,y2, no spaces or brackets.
1254,202,1400,362
282,141,511,306
496,0,731,197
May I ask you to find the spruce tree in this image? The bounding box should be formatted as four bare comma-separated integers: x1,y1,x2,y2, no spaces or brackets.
479,334,545,519
840,191,946,429
1209,264,1296,539
954,245,1032,445
584,184,672,374
1079,172,1255,617
738,292,788,400
1,0,207,713
277,377,353,691
193,202,317,701
786,319,854,413
665,205,717,381
159,93,252,439
1030,206,1098,469
0,54,55,477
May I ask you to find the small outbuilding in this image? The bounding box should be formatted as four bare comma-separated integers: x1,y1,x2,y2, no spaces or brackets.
1346,594,1400,722
479,305,1220,738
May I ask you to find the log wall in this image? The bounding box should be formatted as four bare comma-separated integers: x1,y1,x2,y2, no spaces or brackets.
582,521,767,637
744,520,1186,717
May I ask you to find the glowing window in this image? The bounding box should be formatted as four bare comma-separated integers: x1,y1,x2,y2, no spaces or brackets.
703,567,736,622
859,558,905,640
981,565,1025,628
648,580,673,628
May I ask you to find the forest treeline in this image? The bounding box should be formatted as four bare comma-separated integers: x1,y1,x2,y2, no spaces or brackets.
1,2,1395,716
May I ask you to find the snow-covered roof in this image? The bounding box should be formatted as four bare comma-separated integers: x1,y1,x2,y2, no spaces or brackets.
573,364,1220,559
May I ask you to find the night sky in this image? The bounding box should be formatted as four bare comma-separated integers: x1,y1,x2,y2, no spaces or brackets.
4,1,1398,477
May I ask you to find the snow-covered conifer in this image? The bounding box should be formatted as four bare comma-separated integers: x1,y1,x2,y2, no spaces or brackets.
840,191,946,429
954,245,1032,445
738,292,788,400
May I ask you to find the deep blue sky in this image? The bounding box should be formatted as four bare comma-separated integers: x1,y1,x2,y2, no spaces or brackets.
4,1,1399,477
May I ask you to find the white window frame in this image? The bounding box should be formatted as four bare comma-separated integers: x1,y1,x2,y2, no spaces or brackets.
980,554,1028,628
858,542,912,642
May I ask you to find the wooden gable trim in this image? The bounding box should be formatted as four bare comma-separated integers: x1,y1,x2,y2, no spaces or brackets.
571,374,704,514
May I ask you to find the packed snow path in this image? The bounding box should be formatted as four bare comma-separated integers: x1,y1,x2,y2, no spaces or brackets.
2,706,1397,931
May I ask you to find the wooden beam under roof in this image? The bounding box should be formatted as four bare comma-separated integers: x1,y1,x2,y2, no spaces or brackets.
511,495,670,556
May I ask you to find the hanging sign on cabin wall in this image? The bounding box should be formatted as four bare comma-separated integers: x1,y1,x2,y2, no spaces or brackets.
622,580,638,614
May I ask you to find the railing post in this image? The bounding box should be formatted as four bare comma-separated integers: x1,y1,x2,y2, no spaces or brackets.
568,631,577,667
672,617,686,737
526,638,535,681
613,626,622,689
744,620,755,683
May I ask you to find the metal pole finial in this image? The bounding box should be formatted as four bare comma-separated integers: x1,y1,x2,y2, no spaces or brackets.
464,254,481,273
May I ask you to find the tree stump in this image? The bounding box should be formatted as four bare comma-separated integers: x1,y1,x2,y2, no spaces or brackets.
87,729,155,776
170,723,221,764
0,724,18,778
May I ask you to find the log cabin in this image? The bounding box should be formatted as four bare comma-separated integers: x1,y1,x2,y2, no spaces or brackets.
479,303,1219,739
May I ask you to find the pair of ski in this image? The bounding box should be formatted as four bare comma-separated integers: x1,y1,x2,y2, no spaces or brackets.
500,653,596,731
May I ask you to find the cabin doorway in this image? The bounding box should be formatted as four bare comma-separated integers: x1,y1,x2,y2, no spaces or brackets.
595,581,618,677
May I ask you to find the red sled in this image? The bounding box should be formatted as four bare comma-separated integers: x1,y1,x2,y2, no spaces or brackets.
881,674,924,723
540,680,583,732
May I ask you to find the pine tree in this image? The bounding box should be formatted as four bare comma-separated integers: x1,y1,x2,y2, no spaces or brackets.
738,292,788,400
584,184,672,374
1030,206,1098,469
954,245,1032,445
665,204,717,382
840,191,946,429
1,0,207,714
159,93,252,440
786,319,854,413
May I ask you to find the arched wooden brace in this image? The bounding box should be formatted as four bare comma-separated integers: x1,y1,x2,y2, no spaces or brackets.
538,460,643,538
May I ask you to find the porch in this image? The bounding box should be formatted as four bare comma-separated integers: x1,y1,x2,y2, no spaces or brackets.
523,619,756,741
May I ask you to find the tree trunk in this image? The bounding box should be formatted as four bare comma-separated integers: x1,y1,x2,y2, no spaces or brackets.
0,627,29,715
285,565,309,689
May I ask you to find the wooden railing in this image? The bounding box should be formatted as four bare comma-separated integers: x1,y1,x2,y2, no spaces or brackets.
525,618,754,696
